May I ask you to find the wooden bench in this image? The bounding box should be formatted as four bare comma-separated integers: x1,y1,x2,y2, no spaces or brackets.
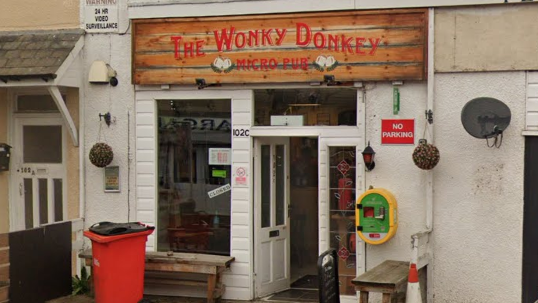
79,249,234,303
351,260,409,303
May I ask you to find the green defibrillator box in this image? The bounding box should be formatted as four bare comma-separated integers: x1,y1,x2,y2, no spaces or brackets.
355,187,398,245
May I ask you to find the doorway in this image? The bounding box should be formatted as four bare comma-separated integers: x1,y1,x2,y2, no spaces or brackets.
10,116,66,231
254,136,319,301
289,137,319,288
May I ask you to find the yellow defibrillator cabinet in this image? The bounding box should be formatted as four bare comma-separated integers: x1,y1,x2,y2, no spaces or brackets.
355,188,398,245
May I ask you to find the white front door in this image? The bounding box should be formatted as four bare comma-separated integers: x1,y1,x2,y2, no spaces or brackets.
254,137,291,297
10,117,66,231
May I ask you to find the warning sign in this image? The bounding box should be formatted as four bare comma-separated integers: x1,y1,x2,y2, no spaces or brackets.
381,119,415,145
85,0,119,33
234,166,248,187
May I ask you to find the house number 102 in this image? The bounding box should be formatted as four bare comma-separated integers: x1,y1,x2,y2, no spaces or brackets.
233,129,250,137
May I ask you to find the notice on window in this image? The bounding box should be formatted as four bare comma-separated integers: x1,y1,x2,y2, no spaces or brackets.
208,184,231,198
85,0,119,33
209,148,231,165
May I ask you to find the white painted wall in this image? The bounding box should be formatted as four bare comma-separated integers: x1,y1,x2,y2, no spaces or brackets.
81,0,139,242
433,72,525,303
363,82,429,268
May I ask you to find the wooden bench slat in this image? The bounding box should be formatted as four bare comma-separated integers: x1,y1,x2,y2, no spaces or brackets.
79,249,235,267
352,260,409,287
145,278,209,287
145,263,217,274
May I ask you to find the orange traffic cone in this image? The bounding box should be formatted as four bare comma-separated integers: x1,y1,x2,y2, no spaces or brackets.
406,263,423,303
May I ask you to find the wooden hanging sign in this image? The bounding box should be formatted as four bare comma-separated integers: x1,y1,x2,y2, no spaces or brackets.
132,9,428,85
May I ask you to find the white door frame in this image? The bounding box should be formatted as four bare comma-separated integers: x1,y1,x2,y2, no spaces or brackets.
253,136,291,298
9,114,67,231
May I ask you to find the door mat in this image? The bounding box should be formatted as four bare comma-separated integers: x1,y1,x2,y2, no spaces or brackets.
291,275,319,289
265,289,318,302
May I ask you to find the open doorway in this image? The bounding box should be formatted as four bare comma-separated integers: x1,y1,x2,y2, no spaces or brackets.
254,136,319,301
264,137,319,303
290,137,319,289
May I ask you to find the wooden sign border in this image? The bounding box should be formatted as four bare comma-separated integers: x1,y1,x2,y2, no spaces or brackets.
132,8,428,85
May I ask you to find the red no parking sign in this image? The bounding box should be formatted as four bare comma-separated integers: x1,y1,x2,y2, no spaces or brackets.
381,119,415,145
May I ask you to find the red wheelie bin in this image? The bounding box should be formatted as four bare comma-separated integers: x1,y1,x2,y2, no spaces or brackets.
84,222,154,303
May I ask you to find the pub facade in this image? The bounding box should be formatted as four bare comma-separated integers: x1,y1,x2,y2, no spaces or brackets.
80,1,538,302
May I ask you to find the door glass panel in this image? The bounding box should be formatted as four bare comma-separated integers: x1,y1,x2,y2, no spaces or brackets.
275,145,285,226
53,179,63,222
261,145,271,228
38,179,48,225
24,178,33,229
328,146,357,295
23,126,62,163
17,95,62,112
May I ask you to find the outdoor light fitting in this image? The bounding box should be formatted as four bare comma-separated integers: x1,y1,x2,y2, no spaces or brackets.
324,75,336,85
195,78,221,90
88,60,118,86
362,141,376,171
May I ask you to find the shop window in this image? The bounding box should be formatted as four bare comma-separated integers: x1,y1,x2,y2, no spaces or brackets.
254,89,356,126
328,146,357,295
157,99,232,256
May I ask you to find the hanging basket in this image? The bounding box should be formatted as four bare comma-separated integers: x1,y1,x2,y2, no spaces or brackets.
412,140,440,170
89,142,114,168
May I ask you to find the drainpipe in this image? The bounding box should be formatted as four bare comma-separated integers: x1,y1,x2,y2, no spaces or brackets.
79,85,86,225
412,7,435,260
426,8,435,233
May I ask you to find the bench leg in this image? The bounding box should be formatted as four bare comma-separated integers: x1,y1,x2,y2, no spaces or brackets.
360,291,369,303
207,274,217,303
382,293,391,303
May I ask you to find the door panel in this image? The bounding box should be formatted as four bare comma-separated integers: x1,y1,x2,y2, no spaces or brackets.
11,117,66,231
255,137,290,297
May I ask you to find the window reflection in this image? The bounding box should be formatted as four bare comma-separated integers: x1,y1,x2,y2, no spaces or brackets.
254,89,357,126
157,99,231,256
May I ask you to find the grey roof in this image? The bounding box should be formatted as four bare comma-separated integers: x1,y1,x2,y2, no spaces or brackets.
0,29,84,80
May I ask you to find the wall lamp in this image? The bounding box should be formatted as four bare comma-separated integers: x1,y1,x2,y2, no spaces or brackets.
195,78,221,90
362,141,376,171
324,75,336,85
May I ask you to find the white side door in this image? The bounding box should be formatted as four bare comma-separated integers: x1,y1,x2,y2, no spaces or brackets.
10,117,66,231
254,137,290,297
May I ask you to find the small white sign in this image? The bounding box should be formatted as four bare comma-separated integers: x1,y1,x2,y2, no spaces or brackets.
234,166,249,187
85,0,119,33
208,184,231,198
209,148,232,165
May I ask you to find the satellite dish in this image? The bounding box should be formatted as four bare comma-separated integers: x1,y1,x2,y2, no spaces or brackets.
461,97,511,140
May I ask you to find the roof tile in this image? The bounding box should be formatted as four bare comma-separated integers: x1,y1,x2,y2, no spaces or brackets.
0,29,83,78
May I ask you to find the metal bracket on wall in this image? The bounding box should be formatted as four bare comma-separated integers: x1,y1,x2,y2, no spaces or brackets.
425,110,433,124
99,112,112,127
